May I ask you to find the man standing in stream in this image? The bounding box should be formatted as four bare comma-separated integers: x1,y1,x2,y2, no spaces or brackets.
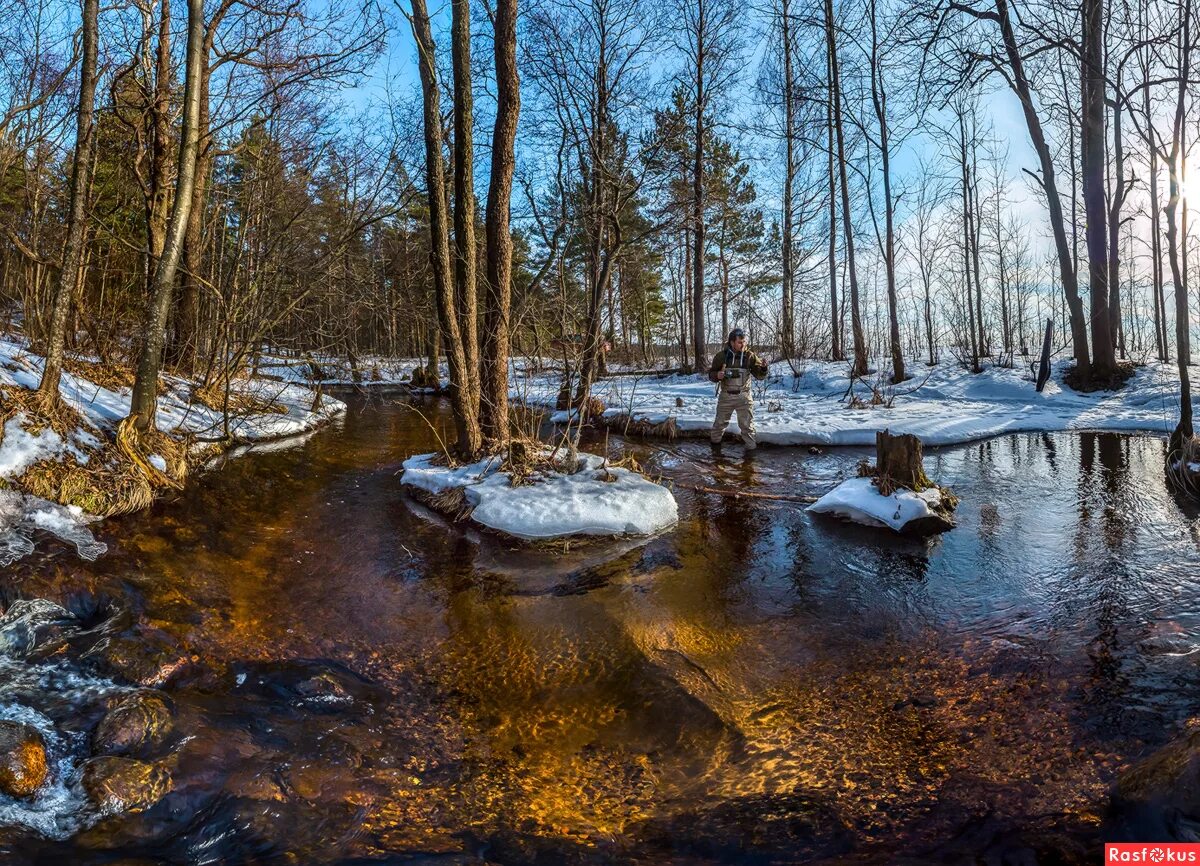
708,327,769,455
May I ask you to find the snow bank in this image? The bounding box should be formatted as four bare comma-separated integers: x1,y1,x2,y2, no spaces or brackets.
0,335,344,563
256,353,440,388
807,477,947,533
511,357,1196,447
401,451,678,540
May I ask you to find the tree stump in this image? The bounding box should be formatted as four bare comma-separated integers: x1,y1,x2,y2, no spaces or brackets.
1036,318,1053,393
865,429,957,535
874,430,932,496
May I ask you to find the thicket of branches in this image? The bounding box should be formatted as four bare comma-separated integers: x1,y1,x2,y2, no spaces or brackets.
4,0,1200,450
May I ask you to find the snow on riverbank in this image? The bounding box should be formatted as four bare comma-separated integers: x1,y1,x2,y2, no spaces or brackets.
400,451,678,540
256,353,432,387
0,336,345,562
511,357,1193,447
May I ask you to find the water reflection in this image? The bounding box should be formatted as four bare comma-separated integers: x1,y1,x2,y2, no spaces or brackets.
0,401,1198,863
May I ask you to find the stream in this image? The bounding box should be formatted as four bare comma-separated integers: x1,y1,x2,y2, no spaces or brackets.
1,394,1198,864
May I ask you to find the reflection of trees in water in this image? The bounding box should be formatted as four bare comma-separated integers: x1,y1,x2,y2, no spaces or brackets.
1075,432,1133,551
1070,432,1140,738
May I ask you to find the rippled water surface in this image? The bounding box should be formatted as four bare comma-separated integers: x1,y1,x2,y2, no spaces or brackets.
2,396,1199,864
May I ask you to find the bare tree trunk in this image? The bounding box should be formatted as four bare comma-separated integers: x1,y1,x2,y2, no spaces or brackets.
692,0,707,372
870,0,902,383
969,136,986,356
959,0,1091,376
170,42,211,374
481,0,519,447
37,0,99,403
780,0,796,359
1167,0,1192,450
1082,0,1115,378
1107,65,1127,359
410,0,480,453
826,63,841,361
826,0,866,376
958,107,980,373
451,0,481,422
145,0,172,290
1149,118,1167,361
128,0,204,430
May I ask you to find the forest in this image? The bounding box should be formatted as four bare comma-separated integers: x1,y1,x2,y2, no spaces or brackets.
4,0,1200,449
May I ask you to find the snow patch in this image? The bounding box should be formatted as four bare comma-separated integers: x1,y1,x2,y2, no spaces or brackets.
808,476,945,533
400,451,678,540
0,417,64,477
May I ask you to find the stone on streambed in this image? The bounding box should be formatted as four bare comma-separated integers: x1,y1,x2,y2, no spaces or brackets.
82,756,172,814
93,691,174,757
1108,724,1200,840
81,623,192,688
0,720,47,798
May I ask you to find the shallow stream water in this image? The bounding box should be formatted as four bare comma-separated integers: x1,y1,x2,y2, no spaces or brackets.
1,395,1198,864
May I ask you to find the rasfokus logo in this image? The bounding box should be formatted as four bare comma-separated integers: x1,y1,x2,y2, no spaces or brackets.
1105,844,1200,863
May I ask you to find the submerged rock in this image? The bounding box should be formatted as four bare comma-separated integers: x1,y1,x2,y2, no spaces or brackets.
0,720,47,798
82,756,172,814
82,624,191,687
1109,725,1200,841
93,692,174,757
0,598,75,660
295,672,353,704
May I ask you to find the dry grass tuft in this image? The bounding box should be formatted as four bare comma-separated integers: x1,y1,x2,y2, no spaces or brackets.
61,357,137,392
500,438,549,486
0,384,85,439
406,484,476,523
116,417,189,491
429,486,475,521
20,456,155,516
1168,435,1200,497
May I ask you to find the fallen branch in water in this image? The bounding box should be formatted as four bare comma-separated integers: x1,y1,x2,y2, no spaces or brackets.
673,482,817,504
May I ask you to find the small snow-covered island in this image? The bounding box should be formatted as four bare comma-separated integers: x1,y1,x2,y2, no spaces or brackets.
808,429,958,535
400,448,678,541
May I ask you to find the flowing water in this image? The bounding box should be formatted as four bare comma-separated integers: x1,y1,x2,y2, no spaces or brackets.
1,396,1199,864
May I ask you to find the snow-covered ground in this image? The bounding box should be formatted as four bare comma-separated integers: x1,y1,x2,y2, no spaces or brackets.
510,357,1193,447
401,451,678,540
256,353,428,387
0,336,345,563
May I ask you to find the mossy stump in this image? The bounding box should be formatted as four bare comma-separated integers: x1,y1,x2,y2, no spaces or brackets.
873,430,933,496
